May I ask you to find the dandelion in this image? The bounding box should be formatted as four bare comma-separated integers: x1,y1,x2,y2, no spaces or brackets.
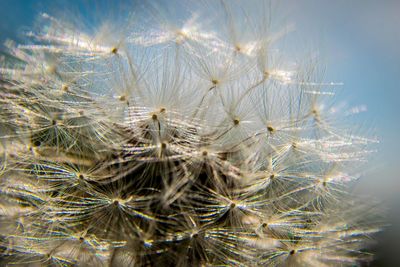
0,0,381,266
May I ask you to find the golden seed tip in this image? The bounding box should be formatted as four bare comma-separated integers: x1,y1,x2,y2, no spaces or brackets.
111,47,118,54
191,232,199,238
46,65,56,74
33,140,41,147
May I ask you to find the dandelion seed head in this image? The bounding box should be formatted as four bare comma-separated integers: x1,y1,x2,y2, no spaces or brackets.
0,0,382,266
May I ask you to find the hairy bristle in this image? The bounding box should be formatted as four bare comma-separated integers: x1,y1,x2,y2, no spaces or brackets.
0,1,381,266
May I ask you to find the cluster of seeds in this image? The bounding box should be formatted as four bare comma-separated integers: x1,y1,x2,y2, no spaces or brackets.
0,1,380,266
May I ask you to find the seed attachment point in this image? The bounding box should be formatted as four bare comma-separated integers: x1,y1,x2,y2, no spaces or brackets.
33,140,41,147
111,47,118,54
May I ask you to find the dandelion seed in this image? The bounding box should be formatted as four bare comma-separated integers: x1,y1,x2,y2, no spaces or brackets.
0,1,381,266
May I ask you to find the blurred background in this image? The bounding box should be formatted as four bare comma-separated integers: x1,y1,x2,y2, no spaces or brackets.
1,0,399,266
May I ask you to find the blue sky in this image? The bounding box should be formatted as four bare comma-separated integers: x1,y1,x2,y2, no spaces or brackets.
1,0,399,265
287,0,400,195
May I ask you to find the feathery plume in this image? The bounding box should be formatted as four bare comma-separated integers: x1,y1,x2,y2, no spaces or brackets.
0,1,381,266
